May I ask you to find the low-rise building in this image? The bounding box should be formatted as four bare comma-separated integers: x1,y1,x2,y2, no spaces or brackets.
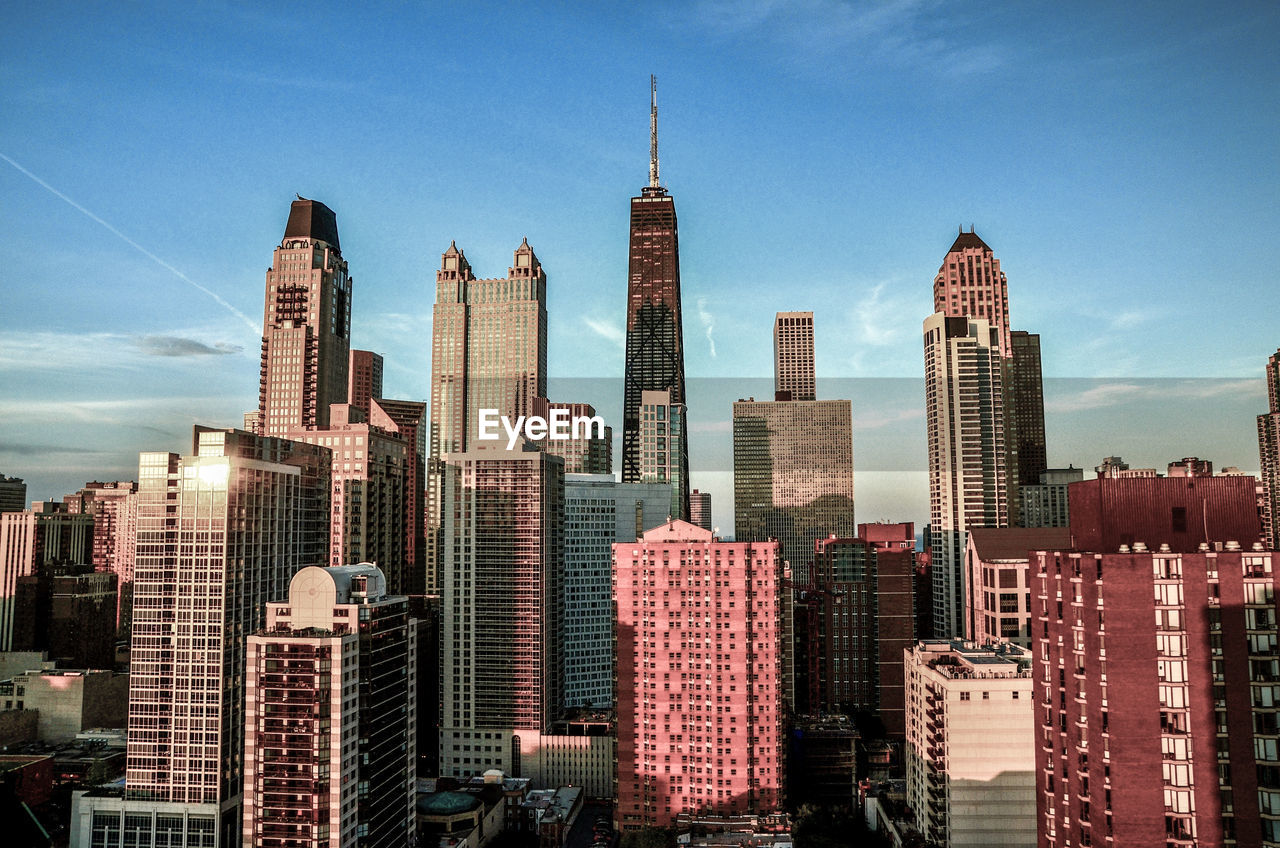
964,527,1071,648
0,669,127,742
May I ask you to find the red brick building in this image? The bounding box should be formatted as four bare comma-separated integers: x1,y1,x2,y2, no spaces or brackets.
1035,475,1277,846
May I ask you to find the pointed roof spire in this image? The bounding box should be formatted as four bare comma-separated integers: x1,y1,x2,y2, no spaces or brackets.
649,74,660,189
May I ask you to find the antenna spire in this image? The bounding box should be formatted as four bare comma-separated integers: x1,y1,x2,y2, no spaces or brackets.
649,75,660,188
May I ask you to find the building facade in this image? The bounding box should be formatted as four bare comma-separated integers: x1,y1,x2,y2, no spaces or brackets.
904,641,1035,847
71,427,329,848
13,567,117,669
347,349,384,421
924,313,1008,638
963,527,1071,648
285,403,409,594
427,239,549,592
798,536,915,735
563,474,669,709
539,400,612,476
689,489,712,532
371,399,427,594
1259,349,1280,549
1034,474,1272,847
732,397,855,584
243,564,416,848
439,442,563,779
774,311,815,402
614,521,784,830
0,475,26,513
621,80,689,521
1019,467,1084,528
257,197,352,437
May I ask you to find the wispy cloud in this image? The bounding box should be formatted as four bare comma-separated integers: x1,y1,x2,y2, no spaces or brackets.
684,0,1005,78
135,335,242,357
853,407,924,430
583,316,625,349
1045,379,1260,414
0,152,258,335
696,297,717,359
0,330,250,372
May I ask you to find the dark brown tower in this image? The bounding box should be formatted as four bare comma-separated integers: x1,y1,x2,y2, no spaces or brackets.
622,77,689,519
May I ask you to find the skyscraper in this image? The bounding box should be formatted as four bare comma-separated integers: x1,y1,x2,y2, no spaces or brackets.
373,398,428,593
732,397,855,583
539,400,612,475
438,441,563,778
243,564,416,848
933,227,1011,358
426,239,548,591
622,76,689,521
924,313,1008,638
63,480,137,633
562,473,669,709
689,488,712,532
797,535,915,735
257,197,352,436
71,427,329,847
635,389,686,520
614,521,784,830
774,311,815,401
285,403,409,593
347,348,384,421
1007,330,1047,522
1258,349,1280,549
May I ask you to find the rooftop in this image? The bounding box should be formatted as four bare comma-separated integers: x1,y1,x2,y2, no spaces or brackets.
968,527,1072,561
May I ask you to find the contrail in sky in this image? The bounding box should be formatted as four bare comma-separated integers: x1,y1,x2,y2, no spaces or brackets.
1,151,259,335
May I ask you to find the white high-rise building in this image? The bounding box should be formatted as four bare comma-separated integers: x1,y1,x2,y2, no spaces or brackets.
904,640,1035,847
924,313,1008,638
563,474,669,709
71,427,329,848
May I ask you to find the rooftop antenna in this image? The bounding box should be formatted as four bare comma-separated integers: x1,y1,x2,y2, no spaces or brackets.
649,74,660,188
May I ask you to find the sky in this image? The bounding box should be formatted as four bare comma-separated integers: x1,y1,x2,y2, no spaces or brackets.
2,1,1279,533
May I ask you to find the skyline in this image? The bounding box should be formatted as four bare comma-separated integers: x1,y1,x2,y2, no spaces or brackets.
4,2,1279,532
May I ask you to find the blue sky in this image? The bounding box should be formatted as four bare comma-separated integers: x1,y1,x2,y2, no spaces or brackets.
2,1,1278,531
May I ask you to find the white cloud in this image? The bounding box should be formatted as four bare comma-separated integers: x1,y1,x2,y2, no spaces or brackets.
583,316,625,349
696,296,717,359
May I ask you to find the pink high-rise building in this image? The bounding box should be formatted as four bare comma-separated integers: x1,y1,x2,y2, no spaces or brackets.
933,227,1011,358
614,521,784,830
347,349,384,421
63,481,137,632
257,197,352,436
285,403,409,594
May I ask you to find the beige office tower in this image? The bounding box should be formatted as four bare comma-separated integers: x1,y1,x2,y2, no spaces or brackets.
923,313,1008,639
774,311,815,401
243,564,416,848
70,427,329,848
257,197,352,437
731,397,855,583
426,239,548,591
438,441,563,779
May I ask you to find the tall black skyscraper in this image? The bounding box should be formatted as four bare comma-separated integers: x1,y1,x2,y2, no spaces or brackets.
622,76,689,519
